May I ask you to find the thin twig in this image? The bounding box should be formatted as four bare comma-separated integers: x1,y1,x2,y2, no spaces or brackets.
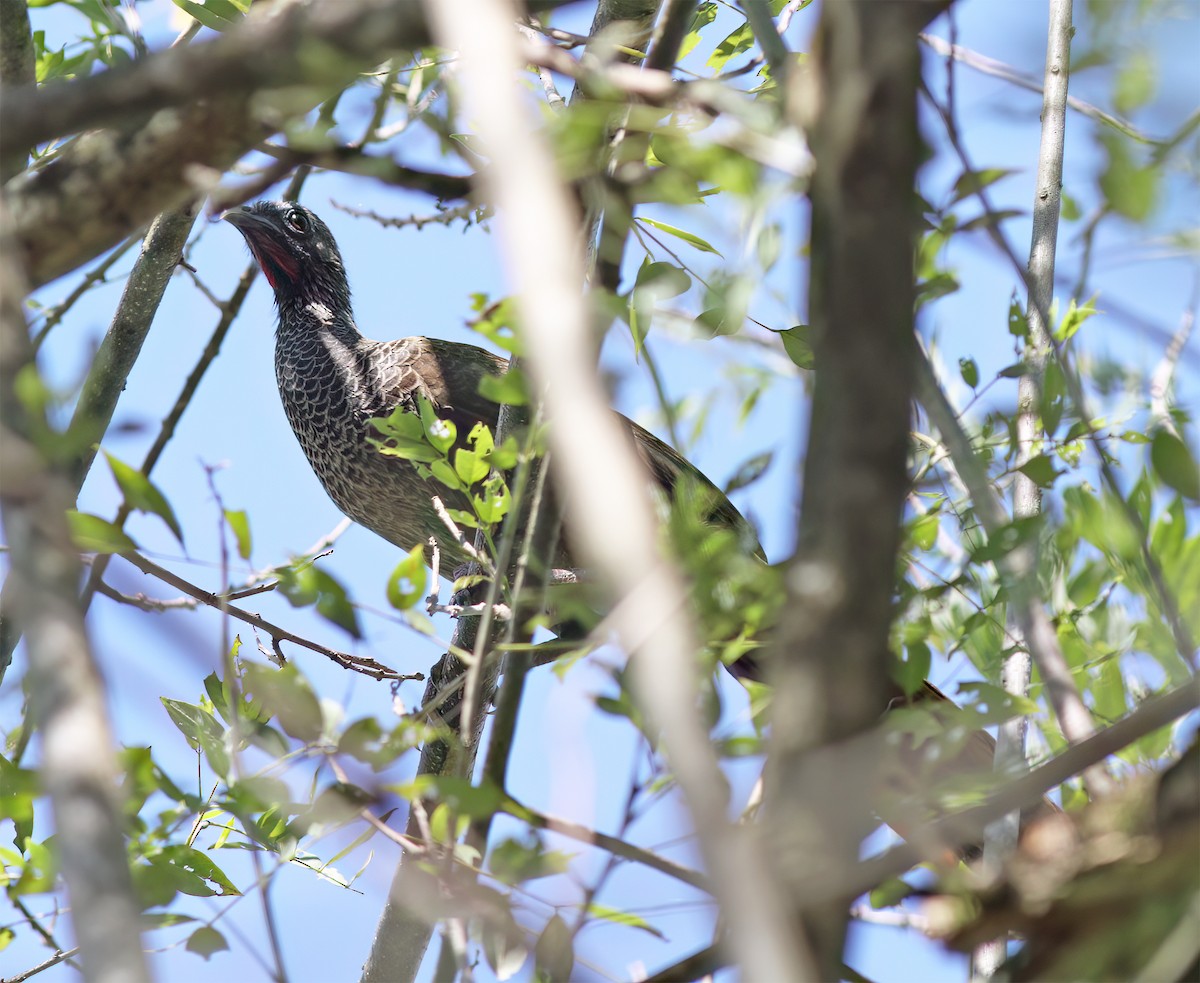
2,946,82,983
113,551,411,682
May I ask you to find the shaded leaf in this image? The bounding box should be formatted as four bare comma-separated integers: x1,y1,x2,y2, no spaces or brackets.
67,511,137,553
1150,429,1200,501
186,925,230,960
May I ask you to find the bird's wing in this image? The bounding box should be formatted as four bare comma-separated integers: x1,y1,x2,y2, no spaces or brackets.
370,337,505,440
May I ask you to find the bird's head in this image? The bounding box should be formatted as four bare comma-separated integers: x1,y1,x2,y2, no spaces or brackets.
221,200,349,310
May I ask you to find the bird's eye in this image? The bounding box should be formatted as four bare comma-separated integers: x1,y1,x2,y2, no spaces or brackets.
284,209,309,234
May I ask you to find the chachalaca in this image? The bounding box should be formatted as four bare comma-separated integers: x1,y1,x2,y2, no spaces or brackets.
223,199,1053,846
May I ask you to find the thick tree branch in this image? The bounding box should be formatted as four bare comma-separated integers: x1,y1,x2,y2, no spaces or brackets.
0,204,200,681
4,0,443,287
765,1,946,976
0,198,151,983
0,0,435,151
0,0,35,183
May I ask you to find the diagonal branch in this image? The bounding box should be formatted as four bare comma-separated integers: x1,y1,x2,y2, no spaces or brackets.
0,197,151,983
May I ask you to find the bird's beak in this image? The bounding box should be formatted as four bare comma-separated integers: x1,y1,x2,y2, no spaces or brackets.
219,206,278,235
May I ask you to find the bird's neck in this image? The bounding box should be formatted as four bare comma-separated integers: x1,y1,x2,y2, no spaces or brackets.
276,295,363,350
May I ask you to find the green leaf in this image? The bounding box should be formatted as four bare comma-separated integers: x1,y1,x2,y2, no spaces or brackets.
103,451,183,543
67,511,137,553
678,1,717,60
454,446,491,486
637,217,722,256
171,0,247,32
1113,49,1156,115
916,272,960,306
635,260,691,298
724,452,772,494
387,545,428,611
585,903,667,939
997,360,1033,378
948,167,1018,206
958,209,1025,233
161,698,229,776
473,475,512,525
1017,453,1063,488
370,408,441,463
869,877,917,908
185,925,230,960
1150,429,1200,500
478,369,527,406
890,641,930,696
777,324,816,370
429,458,466,492
958,357,979,388
535,914,574,983
1055,297,1098,343
243,662,324,743
419,397,457,455
276,562,361,638
910,513,939,551
706,20,755,74
1099,132,1158,222
224,509,251,560
1007,294,1029,339
488,835,571,886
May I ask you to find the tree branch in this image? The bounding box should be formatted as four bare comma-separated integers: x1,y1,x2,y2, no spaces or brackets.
0,0,36,183
764,1,946,975
113,551,409,681
0,197,151,983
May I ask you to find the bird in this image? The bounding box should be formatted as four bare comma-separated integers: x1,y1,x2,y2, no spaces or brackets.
223,199,1056,846
221,199,752,578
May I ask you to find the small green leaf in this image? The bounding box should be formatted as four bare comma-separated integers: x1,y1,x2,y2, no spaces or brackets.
637,217,722,256
1055,297,1098,343
370,408,442,463
910,513,939,551
103,451,183,543
706,20,755,73
890,641,930,696
172,0,246,32
869,877,917,908
678,2,717,60
535,914,574,983
777,324,817,370
224,509,251,560
1150,429,1200,500
429,458,466,492
1113,49,1156,115
243,662,324,743
67,511,137,553
998,360,1033,378
1099,132,1158,222
473,475,512,525
453,447,490,486
635,261,691,298
958,357,979,388
185,925,230,960
1017,453,1063,488
585,903,667,939
276,563,361,638
724,452,772,494
1007,294,1029,338
948,167,1018,206
478,369,527,406
387,545,428,611
419,397,457,454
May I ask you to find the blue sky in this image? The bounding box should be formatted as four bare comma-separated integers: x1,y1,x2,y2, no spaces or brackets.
4,1,1199,981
